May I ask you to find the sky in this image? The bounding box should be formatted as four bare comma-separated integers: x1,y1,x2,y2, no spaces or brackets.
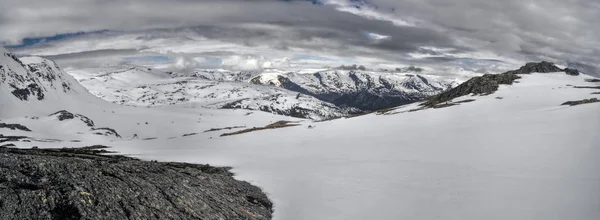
1,0,599,76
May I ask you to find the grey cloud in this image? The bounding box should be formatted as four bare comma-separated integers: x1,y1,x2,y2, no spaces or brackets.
366,0,600,76
2,0,599,76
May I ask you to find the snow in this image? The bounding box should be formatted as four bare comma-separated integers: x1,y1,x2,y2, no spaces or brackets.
112,73,600,220
66,66,347,120
2,48,600,220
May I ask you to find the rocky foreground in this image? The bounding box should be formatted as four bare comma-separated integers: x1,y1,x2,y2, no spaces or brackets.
0,146,272,220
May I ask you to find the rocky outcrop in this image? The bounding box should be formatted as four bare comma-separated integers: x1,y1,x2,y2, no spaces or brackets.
48,110,122,138
0,123,31,132
505,61,563,75
422,73,521,107
50,110,95,127
0,146,273,220
91,127,122,138
421,62,582,108
564,68,580,76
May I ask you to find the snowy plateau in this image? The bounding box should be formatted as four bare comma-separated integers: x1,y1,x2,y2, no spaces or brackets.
1,45,600,220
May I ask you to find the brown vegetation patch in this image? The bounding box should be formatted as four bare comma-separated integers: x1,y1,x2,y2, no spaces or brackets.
204,126,246,133
221,121,300,137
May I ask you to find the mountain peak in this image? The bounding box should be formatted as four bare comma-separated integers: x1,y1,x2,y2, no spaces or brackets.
509,61,564,75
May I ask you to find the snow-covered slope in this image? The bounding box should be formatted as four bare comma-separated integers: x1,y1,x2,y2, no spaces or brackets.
0,47,102,118
67,66,353,120
0,46,299,141
169,69,261,82
250,69,459,110
2,46,599,220
6,65,600,220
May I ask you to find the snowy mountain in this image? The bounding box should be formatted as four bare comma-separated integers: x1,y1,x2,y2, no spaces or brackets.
0,46,298,142
66,66,354,120
0,47,102,118
250,69,459,110
168,69,260,82
3,53,599,220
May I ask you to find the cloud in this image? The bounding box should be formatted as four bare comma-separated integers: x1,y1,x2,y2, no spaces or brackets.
2,0,599,76
221,55,291,70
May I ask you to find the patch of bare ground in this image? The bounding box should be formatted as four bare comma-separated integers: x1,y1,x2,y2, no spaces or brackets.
375,107,402,115
221,121,300,137
592,92,600,95
316,112,370,122
561,98,600,106
402,99,477,113
204,126,247,133
584,78,600,83
574,86,600,89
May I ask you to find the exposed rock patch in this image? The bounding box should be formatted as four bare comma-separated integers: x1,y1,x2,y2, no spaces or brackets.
585,78,600,83
574,86,600,90
421,62,581,109
564,68,580,76
0,135,29,143
505,61,563,75
0,146,273,220
49,110,95,127
91,127,121,138
561,98,600,106
421,73,520,108
0,123,31,132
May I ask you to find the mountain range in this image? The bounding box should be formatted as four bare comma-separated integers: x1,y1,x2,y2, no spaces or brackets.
1,46,599,220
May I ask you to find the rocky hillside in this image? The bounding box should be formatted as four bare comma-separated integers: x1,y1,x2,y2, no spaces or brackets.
422,61,581,108
250,70,457,111
0,146,273,220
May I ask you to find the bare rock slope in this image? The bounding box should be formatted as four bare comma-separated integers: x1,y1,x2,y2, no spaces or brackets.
0,146,273,220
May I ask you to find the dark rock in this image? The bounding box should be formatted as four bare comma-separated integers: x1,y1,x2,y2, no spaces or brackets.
564,68,580,76
75,114,95,127
91,128,121,138
585,78,600,83
0,123,31,132
0,135,29,143
420,61,582,109
0,146,273,220
574,86,600,89
50,110,75,121
422,73,520,107
10,83,44,101
49,110,95,127
561,98,600,106
506,61,563,75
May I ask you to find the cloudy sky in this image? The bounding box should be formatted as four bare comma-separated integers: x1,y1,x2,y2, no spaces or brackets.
1,0,599,76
